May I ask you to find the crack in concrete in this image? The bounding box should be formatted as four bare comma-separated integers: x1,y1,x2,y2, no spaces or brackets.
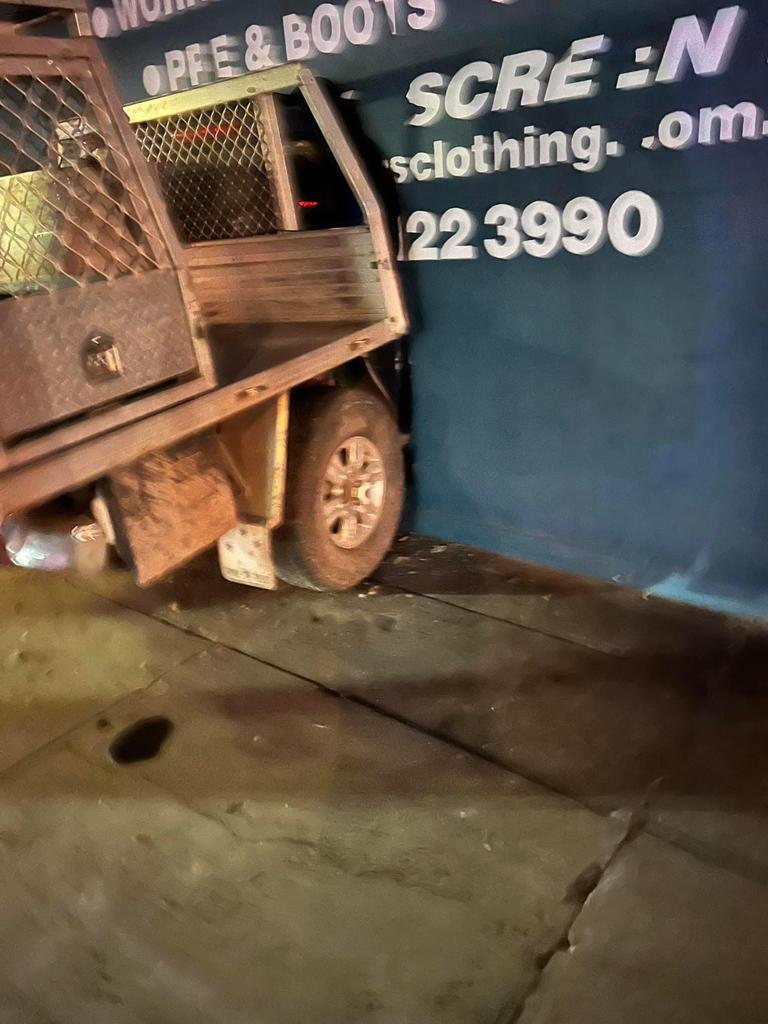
495,789,653,1024
68,579,768,905
381,582,627,655
101,768,475,911
68,583,609,817
114,770,477,907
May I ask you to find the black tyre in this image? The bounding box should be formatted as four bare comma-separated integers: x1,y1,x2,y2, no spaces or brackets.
274,385,405,591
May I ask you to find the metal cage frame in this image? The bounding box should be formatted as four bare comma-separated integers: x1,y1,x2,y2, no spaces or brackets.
124,64,406,331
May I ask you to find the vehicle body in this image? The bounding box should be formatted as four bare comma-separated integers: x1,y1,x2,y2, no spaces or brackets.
0,0,409,591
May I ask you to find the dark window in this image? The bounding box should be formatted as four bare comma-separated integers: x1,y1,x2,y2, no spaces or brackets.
280,92,362,231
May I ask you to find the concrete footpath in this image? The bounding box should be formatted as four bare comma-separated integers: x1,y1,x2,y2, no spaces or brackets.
0,535,766,1023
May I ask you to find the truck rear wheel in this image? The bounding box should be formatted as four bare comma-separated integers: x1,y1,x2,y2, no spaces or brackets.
274,386,404,591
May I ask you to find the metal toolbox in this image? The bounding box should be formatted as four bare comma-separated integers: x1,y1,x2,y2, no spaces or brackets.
0,271,198,441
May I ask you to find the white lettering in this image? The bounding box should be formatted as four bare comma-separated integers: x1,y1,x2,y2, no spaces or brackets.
523,125,539,168
412,152,435,181
446,145,472,176
138,0,163,21
246,24,280,70
344,0,378,45
545,35,609,103
698,101,761,143
211,34,242,77
375,0,398,32
472,134,494,173
656,5,745,83
312,4,344,54
142,63,166,96
389,155,410,184
571,125,607,171
406,71,447,126
165,49,189,92
444,61,496,120
112,0,140,32
388,123,615,183
434,140,447,177
494,132,521,171
538,130,569,166
658,109,698,148
185,42,210,86
407,0,443,31
403,193,662,262
90,5,118,37
493,51,553,112
283,13,314,60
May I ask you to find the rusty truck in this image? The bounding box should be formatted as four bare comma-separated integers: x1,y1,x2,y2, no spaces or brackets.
0,0,409,591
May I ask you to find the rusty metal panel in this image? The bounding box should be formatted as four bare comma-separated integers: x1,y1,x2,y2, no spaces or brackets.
185,228,385,325
107,433,238,587
0,270,198,442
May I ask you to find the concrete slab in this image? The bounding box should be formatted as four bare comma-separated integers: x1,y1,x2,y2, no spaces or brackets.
375,536,736,659
0,570,206,772
0,983,54,1024
0,644,623,1024
377,541,768,886
648,681,768,885
517,834,768,1024
4,543,768,1023
77,558,705,814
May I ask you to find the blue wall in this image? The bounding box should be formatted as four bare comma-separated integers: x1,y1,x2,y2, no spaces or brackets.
97,0,768,615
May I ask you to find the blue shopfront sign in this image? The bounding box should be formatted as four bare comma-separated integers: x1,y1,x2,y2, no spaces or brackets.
97,2,768,614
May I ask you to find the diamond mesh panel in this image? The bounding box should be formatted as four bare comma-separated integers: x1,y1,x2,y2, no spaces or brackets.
0,69,158,297
133,99,279,245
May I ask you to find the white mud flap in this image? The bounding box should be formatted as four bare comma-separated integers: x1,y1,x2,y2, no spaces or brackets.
218,523,278,590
